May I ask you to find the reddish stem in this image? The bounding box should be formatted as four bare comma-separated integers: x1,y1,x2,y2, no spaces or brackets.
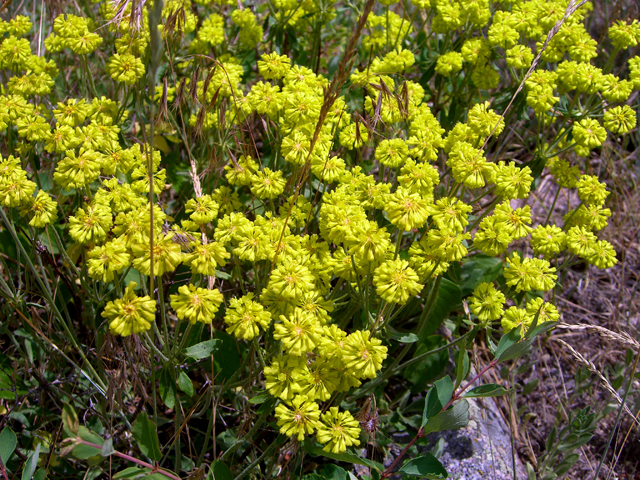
76,439,181,480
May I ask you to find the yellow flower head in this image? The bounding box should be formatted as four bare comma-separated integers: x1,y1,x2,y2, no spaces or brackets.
102,282,156,337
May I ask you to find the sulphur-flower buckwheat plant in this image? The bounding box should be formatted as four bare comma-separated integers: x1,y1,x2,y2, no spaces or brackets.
0,1,632,478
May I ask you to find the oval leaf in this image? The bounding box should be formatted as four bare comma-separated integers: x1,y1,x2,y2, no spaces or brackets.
494,326,522,359
387,330,419,344
423,400,470,435
421,376,453,428
159,366,176,409
0,427,17,464
100,438,115,457
131,412,161,462
185,339,221,360
206,461,233,480
398,453,448,478
248,393,271,404
177,371,194,397
463,383,508,398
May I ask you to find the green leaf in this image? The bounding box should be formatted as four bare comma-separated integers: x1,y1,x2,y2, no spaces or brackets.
159,365,176,409
404,335,449,392
460,255,503,294
525,321,557,340
398,453,448,478
71,426,104,460
248,393,271,404
319,465,348,480
131,412,161,462
303,441,384,472
498,338,534,363
177,371,194,397
421,376,454,428
211,332,241,381
494,325,522,359
21,444,40,480
78,426,104,445
206,461,233,480
62,402,79,436
430,437,445,459
463,384,508,398
0,427,17,464
214,269,231,280
184,339,221,360
387,329,419,344
100,438,115,457
455,346,469,388
523,378,539,395
32,469,46,480
114,467,154,479
423,400,470,435
421,279,462,339
303,475,324,480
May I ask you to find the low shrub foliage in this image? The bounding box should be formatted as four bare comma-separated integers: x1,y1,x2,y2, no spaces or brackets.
0,0,637,479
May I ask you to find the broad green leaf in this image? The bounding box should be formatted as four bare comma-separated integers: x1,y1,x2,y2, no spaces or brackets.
498,338,534,363
131,412,161,462
398,453,448,478
494,325,522,359
463,384,508,398
525,321,557,340
206,460,233,480
435,376,454,410
71,444,103,460
423,400,470,435
177,371,194,397
387,329,419,344
319,465,348,480
114,467,153,479
0,427,17,463
62,402,79,436
32,469,46,480
430,437,445,459
212,332,241,381
404,335,449,392
113,467,173,480
159,365,176,409
21,444,40,480
184,339,221,360
248,393,271,404
77,426,104,445
214,269,231,280
71,426,104,460
523,378,539,395
421,376,454,429
100,438,115,457
460,255,503,294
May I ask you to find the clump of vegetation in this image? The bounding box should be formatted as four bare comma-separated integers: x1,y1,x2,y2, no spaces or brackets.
0,0,637,479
